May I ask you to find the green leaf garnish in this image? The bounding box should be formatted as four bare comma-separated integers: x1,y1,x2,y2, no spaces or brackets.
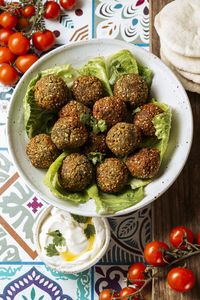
72,214,90,223
80,113,107,133
87,152,106,165
47,230,65,246
84,224,95,239
45,244,59,257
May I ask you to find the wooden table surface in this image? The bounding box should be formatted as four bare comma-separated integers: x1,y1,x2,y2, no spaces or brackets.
150,1,200,299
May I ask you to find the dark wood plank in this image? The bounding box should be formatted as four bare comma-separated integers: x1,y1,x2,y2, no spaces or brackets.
150,1,200,299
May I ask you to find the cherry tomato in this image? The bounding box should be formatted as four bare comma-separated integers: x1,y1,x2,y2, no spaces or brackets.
169,226,194,249
32,30,56,52
119,287,139,300
0,28,14,45
167,267,195,293
17,17,29,30
21,5,35,18
8,32,30,55
0,0,5,6
0,12,18,29
127,262,146,288
0,46,15,63
197,233,200,245
0,63,19,85
15,54,38,73
60,0,76,10
99,289,116,300
144,240,169,266
44,1,61,19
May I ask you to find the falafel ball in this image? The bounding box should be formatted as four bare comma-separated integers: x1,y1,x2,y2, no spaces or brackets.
51,117,88,149
59,153,93,191
72,75,104,107
114,74,148,108
58,100,91,119
96,158,129,193
133,103,163,136
26,134,60,169
83,132,109,155
34,74,69,111
106,122,141,156
125,148,160,179
93,96,127,128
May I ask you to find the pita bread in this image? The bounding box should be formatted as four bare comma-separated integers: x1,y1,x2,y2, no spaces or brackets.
160,50,200,94
155,0,200,57
161,42,200,74
177,69,200,84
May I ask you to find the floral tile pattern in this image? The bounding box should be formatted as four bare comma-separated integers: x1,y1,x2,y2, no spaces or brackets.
0,1,150,299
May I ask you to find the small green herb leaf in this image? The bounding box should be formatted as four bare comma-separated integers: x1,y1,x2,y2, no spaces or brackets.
80,114,107,133
84,224,95,239
87,152,106,165
47,230,65,246
45,244,59,257
72,214,89,223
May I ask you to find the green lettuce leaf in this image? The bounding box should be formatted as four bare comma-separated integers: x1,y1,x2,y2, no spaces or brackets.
79,57,113,96
44,152,89,203
138,64,153,87
24,64,78,138
107,49,138,85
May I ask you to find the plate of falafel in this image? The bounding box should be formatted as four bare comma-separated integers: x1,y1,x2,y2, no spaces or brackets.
7,39,193,216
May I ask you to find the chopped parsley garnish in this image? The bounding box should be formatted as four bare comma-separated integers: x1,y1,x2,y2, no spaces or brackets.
72,214,89,223
45,230,65,257
87,152,106,165
84,224,95,239
80,113,107,133
45,244,59,257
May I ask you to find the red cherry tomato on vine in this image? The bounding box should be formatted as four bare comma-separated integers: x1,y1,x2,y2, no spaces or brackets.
127,262,146,288
15,54,38,73
0,63,19,85
197,233,200,245
0,12,18,29
119,287,139,300
167,267,195,293
32,30,56,52
8,32,30,55
21,5,35,18
144,240,169,266
0,28,14,45
169,226,194,249
99,289,117,300
0,46,15,63
60,0,76,10
44,1,61,19
17,17,29,30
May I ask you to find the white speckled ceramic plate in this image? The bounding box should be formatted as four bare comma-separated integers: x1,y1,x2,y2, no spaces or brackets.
7,39,193,216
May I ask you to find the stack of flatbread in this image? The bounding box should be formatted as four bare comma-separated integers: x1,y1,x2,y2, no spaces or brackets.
154,0,200,94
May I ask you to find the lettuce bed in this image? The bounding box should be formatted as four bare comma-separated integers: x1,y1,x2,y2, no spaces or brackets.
24,50,172,215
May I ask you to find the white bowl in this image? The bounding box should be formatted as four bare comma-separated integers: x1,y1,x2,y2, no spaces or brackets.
7,39,193,216
34,206,110,273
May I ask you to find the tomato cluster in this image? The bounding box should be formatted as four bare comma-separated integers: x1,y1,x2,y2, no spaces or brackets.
99,226,199,299
0,0,76,86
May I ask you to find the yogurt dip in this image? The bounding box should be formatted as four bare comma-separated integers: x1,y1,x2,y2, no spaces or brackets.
38,207,107,272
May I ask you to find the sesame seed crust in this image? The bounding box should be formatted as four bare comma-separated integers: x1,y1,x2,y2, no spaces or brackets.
106,122,141,156
34,74,69,111
96,158,129,193
114,74,148,108
26,133,60,169
125,148,160,179
133,103,163,136
93,96,127,128
51,117,88,150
